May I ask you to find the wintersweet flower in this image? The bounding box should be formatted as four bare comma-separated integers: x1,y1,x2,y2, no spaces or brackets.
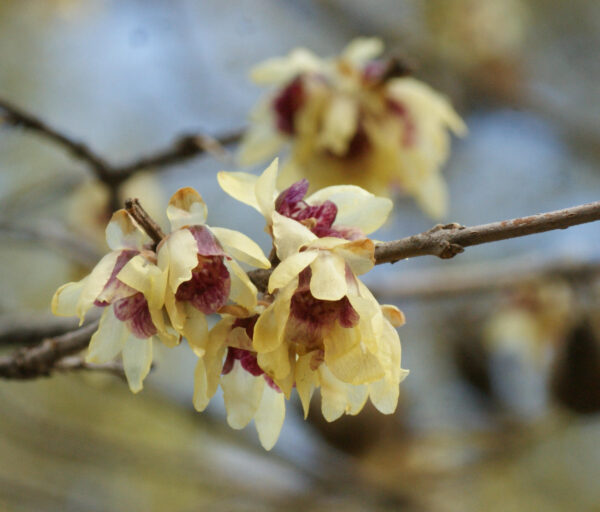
52,210,177,392
193,306,286,450
252,212,408,420
239,38,466,218
156,188,271,352
218,158,392,238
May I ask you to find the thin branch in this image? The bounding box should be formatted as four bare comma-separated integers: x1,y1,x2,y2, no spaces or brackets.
0,98,114,181
247,200,600,291
54,355,127,380
0,97,243,187
0,314,83,347
125,198,165,247
0,320,98,379
369,257,600,301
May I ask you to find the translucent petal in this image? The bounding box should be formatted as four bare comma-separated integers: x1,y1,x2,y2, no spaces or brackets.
181,303,208,354
309,252,347,301
254,386,285,450
86,307,128,363
414,172,448,220
268,250,317,293
226,260,257,311
253,280,295,353
122,335,153,393
381,305,406,327
257,342,291,380
272,211,317,260
105,209,146,251
164,229,199,293
221,362,265,429
77,251,121,320
250,48,321,85
306,185,393,235
193,351,226,412
166,187,208,231
238,123,286,167
255,158,279,219
319,365,349,422
164,289,185,332
326,339,385,385
334,241,374,277
209,226,270,269
116,254,164,309
345,384,369,416
341,37,384,65
318,96,358,156
52,278,87,318
295,353,317,419
217,171,261,213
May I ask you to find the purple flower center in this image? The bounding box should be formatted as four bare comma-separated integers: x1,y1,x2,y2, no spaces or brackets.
273,76,305,135
113,292,157,339
175,256,231,314
286,268,359,353
275,180,364,240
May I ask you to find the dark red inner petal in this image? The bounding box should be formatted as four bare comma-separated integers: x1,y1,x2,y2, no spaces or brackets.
113,292,157,339
94,249,139,307
232,314,259,341
273,75,305,135
188,225,225,256
175,256,231,314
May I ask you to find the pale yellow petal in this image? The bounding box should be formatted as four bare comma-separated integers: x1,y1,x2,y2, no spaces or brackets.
257,342,291,380
122,335,153,394
342,37,384,65
381,304,406,327
164,288,185,332
333,239,375,276
318,365,348,422
345,384,369,415
86,307,128,363
77,251,121,321
105,209,146,251
221,363,265,429
52,278,87,318
306,185,392,235
268,250,317,293
193,350,226,412
255,158,279,219
318,96,358,156
217,171,261,213
238,123,286,167
272,211,317,260
181,303,209,354
309,252,347,301
250,48,321,85
226,260,258,311
295,353,318,419
254,386,285,450
166,187,207,230
116,254,164,309
253,280,295,353
164,229,198,293
209,226,270,269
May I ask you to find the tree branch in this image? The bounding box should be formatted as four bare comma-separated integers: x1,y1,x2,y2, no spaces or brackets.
0,320,98,379
0,97,243,188
125,198,165,247
247,200,600,290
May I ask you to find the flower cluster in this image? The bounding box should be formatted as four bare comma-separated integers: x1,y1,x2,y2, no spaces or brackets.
239,38,466,219
52,159,408,450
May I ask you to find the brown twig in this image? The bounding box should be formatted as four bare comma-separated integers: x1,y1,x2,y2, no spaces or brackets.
54,355,127,380
0,313,97,347
248,201,600,291
125,198,165,248
0,320,98,379
0,97,243,186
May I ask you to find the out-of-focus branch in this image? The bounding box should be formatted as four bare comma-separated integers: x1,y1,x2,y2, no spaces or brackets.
0,314,81,347
247,201,600,291
54,355,127,380
0,320,98,379
0,219,103,267
0,97,244,188
369,257,600,300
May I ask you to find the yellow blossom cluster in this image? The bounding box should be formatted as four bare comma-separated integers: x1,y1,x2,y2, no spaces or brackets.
240,38,466,218
52,159,408,449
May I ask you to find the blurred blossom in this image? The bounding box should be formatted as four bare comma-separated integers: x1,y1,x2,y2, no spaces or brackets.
239,38,466,218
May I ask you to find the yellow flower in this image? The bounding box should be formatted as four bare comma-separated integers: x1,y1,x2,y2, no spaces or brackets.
239,38,466,218
218,158,392,238
193,307,286,450
253,212,409,420
156,188,270,353
52,210,177,392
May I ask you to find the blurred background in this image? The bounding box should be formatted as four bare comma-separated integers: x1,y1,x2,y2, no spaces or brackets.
1,0,600,510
